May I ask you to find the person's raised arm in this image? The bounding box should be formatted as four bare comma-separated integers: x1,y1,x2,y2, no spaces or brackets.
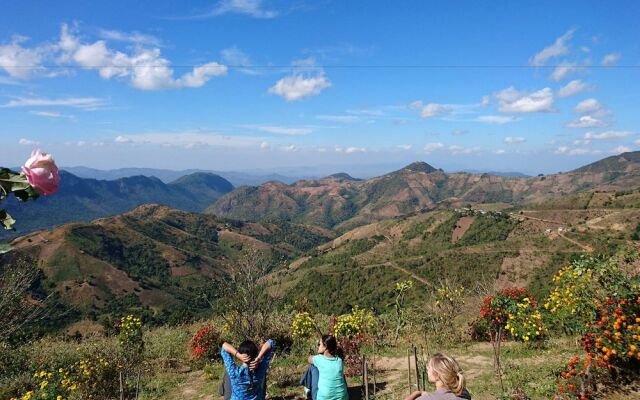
222,342,250,363
250,339,274,370
256,340,273,362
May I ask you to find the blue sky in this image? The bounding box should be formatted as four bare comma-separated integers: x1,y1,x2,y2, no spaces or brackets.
1,0,639,176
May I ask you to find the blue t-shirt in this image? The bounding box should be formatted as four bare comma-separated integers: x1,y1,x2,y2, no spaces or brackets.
221,340,276,400
312,354,348,400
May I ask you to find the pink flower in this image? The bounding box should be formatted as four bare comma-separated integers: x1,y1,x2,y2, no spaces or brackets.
21,150,60,195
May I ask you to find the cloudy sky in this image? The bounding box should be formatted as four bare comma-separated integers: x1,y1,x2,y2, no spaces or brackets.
1,0,639,176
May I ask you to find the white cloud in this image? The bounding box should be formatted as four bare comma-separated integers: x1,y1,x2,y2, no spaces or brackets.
424,142,445,153
64,140,103,147
451,129,468,136
19,138,40,145
281,144,299,152
584,130,632,141
494,149,506,155
601,52,621,66
260,141,271,150
448,145,480,155
177,62,228,87
530,29,575,66
481,95,490,107
114,135,132,143
29,110,62,117
555,146,592,156
476,115,518,124
97,29,162,47
557,79,591,98
568,99,611,128
333,146,366,154
1,96,105,109
268,72,331,101
611,145,631,154
59,24,227,90
574,98,604,115
245,125,312,135
504,136,526,144
113,132,265,148
346,108,385,117
208,0,278,18
315,115,359,123
0,35,49,79
495,86,555,113
419,103,449,118
0,25,228,90
397,144,412,151
220,46,259,75
550,62,580,81
566,115,608,129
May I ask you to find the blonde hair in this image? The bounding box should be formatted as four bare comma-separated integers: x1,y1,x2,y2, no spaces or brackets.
429,353,466,395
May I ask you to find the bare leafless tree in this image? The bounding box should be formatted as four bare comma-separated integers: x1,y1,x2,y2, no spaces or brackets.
219,248,277,341
0,257,51,343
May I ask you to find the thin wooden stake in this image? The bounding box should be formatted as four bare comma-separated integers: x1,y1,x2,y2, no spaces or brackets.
407,348,412,394
363,357,369,400
414,345,420,392
135,370,141,400
119,371,124,400
372,341,377,398
421,346,426,390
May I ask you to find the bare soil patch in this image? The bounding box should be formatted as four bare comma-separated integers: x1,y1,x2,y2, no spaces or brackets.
452,216,474,242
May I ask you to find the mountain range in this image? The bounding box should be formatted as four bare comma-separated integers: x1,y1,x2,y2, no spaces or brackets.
4,151,640,333
209,152,640,232
62,166,310,186
0,171,233,240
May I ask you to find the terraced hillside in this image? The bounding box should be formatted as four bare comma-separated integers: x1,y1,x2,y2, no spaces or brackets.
208,152,640,231
267,206,639,315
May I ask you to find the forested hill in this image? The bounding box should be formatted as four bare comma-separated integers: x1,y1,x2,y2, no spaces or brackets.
1,204,335,330
0,171,234,240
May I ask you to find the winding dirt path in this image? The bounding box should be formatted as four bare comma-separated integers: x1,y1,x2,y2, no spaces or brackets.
511,212,594,252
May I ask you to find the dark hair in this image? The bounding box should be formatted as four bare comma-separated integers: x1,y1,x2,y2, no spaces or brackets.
320,335,343,358
238,340,259,389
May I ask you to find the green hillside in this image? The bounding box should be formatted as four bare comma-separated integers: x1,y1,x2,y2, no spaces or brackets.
1,205,334,333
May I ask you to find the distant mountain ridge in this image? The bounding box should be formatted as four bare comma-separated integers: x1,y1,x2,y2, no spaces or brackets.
63,166,309,186
0,171,234,240
208,152,640,231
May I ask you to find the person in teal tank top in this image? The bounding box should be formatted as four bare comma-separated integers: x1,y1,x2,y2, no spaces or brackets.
307,335,348,400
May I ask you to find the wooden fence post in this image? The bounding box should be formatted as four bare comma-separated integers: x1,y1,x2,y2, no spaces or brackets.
407,348,412,394
363,356,369,400
414,345,420,392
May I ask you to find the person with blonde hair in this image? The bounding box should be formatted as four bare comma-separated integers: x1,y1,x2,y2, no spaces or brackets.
405,353,471,400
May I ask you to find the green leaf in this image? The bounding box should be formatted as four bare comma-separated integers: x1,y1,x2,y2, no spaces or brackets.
0,170,31,194
13,187,39,202
0,243,12,254
0,208,16,230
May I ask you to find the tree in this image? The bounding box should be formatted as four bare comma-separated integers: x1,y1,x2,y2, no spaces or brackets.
219,248,277,341
0,257,51,344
